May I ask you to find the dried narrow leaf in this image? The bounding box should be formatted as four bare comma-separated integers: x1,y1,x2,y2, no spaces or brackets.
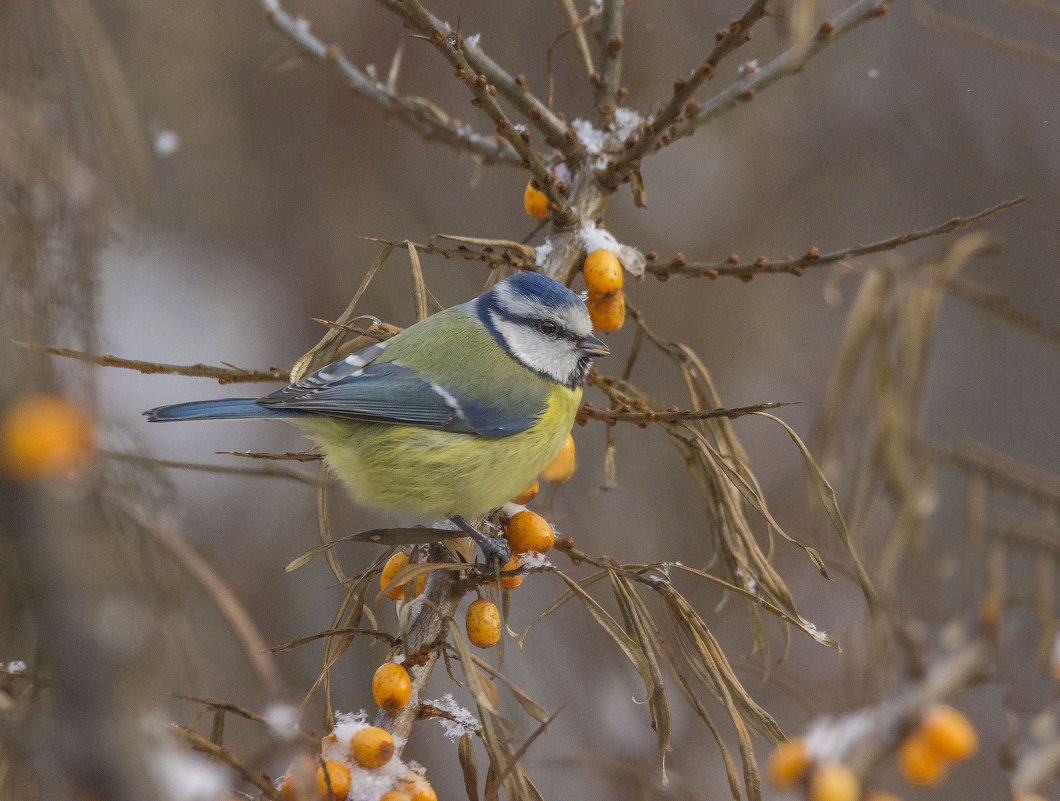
517,569,609,647
757,412,879,613
471,655,550,724
668,564,839,650
290,244,393,381
407,241,429,322
317,464,346,584
459,733,480,801
552,570,651,681
434,233,537,261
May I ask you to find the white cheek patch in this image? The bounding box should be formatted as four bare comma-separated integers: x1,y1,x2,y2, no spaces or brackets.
491,314,580,384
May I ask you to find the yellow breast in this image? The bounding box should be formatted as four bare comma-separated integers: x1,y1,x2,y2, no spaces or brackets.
297,383,582,518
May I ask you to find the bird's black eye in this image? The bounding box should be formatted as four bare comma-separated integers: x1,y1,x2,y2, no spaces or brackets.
538,320,559,338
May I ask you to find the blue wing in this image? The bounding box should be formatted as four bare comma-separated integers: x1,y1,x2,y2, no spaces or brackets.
258,346,541,438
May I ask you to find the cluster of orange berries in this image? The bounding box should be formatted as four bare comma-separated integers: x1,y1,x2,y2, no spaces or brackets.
582,249,625,333
282,726,435,801
767,705,979,801
896,705,978,787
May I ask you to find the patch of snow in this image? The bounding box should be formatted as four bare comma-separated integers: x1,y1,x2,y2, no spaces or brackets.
425,693,480,740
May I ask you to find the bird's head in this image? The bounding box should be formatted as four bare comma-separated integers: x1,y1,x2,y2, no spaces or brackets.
477,271,609,389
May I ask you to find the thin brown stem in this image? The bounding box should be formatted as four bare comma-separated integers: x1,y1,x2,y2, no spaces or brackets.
388,0,575,225
258,0,520,164
375,0,583,161
19,342,289,383
594,0,625,116
644,197,1025,280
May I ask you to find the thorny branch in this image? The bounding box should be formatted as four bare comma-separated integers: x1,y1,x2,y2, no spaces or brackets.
385,0,576,224
674,1,892,142
607,0,769,180
643,197,1025,280
257,0,520,165
594,0,626,116
20,342,289,384
376,0,579,159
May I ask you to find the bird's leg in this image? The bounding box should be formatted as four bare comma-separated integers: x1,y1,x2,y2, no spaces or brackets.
449,515,511,572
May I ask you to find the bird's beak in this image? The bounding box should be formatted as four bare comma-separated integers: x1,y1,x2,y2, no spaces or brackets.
578,334,610,357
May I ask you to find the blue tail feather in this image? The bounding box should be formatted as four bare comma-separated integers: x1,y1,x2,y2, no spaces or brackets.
144,398,303,422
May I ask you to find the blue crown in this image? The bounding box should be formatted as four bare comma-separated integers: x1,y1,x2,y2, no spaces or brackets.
501,270,583,311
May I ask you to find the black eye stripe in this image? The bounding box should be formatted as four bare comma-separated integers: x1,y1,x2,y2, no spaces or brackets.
507,314,576,340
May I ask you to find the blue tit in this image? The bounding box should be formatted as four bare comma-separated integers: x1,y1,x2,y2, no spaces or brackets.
144,271,609,564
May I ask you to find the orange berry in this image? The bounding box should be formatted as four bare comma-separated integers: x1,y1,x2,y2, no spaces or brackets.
350,726,395,768
539,434,576,483
372,662,412,711
316,760,350,800
282,756,318,800
865,793,904,801
898,733,948,787
505,510,555,554
583,249,624,296
498,554,524,590
767,738,811,789
466,598,501,648
400,773,438,801
0,396,93,480
809,763,860,801
511,479,539,504
586,290,625,332
523,181,550,219
381,553,409,600
379,793,412,801
920,705,978,762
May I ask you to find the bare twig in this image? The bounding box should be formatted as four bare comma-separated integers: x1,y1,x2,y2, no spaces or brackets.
607,0,768,178
576,399,799,426
101,450,323,487
257,0,520,164
170,725,282,800
19,342,289,383
376,0,579,158
594,0,626,116
678,0,893,141
918,4,1060,69
644,197,1025,279
217,450,323,462
384,0,576,224
118,501,285,698
555,0,597,77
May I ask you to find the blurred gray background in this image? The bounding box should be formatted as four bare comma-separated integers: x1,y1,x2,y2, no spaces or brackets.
6,0,1059,798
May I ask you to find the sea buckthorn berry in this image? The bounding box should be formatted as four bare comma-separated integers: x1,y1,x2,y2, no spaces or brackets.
511,479,539,504
767,738,811,788
523,181,550,219
316,760,351,800
350,726,395,768
372,662,412,711
865,793,903,801
540,434,576,483
466,598,502,648
498,554,524,590
400,773,438,801
898,733,947,787
381,553,409,600
920,705,978,761
583,249,624,296
0,396,94,480
505,510,555,554
282,756,318,800
810,763,860,801
586,290,626,332
379,792,412,801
